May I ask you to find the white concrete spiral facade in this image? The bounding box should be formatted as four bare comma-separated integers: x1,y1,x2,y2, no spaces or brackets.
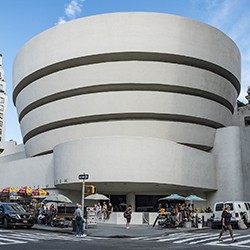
2,11,244,205
13,12,240,159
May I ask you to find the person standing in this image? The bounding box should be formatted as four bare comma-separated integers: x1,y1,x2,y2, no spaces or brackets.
48,203,56,226
218,204,237,242
74,204,86,237
107,202,113,219
102,201,108,220
124,205,132,229
95,202,102,220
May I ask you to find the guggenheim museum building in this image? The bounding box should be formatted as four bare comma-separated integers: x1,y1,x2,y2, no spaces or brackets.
1,12,250,210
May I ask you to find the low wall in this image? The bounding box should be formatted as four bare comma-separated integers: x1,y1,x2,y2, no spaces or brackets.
98,212,144,224
97,212,213,225
195,213,212,220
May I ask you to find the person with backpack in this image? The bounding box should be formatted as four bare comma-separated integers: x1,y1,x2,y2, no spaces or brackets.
123,205,132,229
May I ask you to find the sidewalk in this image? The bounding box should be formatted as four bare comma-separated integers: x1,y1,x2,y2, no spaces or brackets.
33,223,207,238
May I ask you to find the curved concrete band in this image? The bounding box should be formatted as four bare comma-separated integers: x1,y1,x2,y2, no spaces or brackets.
13,12,240,158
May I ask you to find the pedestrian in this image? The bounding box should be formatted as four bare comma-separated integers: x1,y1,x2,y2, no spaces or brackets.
107,202,113,219
74,204,86,237
102,201,108,220
95,202,102,219
124,205,132,229
48,203,56,226
218,204,237,242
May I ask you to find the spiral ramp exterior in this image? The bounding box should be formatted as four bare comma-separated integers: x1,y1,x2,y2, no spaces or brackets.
1,12,243,204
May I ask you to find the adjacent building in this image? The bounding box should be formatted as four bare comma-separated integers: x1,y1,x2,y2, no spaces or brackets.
0,54,7,143
0,12,249,210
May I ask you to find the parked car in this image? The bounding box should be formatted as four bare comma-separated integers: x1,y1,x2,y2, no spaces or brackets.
212,201,250,228
0,202,35,229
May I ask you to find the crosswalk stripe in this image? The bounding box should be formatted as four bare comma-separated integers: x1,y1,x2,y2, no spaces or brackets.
204,234,250,246
143,236,170,241
16,232,79,241
133,230,250,248
232,239,250,248
173,233,219,243
3,234,39,242
0,237,27,245
157,233,198,242
0,231,108,245
189,234,225,244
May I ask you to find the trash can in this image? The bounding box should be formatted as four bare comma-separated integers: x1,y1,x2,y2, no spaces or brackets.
207,217,215,228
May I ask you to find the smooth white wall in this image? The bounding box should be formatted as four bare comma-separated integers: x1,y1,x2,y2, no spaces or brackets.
0,154,54,189
12,12,240,157
209,126,243,204
54,136,217,191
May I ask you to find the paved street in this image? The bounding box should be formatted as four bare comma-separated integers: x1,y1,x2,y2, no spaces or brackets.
0,226,249,249
132,229,250,248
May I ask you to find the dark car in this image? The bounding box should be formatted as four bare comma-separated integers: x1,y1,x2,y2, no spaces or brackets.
0,202,35,229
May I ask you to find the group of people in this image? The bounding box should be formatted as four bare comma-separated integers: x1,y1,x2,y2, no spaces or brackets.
95,202,113,220
73,203,133,236
155,202,213,228
94,202,132,229
37,203,57,225
157,202,238,242
156,203,199,227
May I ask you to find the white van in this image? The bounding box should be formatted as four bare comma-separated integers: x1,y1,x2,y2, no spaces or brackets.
212,201,250,228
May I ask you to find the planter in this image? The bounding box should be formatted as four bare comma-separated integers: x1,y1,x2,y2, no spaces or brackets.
198,223,202,229
184,221,192,228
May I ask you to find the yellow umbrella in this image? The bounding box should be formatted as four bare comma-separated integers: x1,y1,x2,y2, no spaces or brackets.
18,186,33,196
32,188,49,196
1,187,18,193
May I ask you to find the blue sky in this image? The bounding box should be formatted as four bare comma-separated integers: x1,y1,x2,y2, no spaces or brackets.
1,0,250,144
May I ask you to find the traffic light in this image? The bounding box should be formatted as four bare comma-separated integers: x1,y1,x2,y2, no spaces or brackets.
85,185,96,194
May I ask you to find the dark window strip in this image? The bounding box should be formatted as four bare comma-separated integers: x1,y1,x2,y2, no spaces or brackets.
18,83,234,122
32,144,211,157
32,150,53,157
179,143,212,152
23,113,223,143
13,52,240,105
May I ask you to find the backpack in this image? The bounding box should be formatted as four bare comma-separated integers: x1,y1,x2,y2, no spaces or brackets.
76,216,82,221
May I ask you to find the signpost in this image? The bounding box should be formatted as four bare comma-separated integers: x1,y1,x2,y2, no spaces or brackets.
79,173,89,232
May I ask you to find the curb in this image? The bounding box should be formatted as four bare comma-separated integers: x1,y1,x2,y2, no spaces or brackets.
33,226,74,235
32,225,211,238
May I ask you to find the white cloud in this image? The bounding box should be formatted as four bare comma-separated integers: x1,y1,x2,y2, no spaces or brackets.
56,0,86,25
65,0,85,19
204,0,239,29
57,17,66,25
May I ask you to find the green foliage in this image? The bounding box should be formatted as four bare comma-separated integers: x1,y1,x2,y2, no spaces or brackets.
237,100,246,107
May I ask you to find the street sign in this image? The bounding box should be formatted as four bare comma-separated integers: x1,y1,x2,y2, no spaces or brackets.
78,173,89,180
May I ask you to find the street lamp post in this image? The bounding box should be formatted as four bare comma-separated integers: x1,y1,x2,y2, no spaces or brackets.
78,173,89,233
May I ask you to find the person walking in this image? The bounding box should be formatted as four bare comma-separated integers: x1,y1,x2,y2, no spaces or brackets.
74,204,86,237
218,204,237,242
124,205,132,229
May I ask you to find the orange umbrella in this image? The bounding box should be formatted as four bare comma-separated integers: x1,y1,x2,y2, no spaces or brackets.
18,186,33,196
32,188,49,196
